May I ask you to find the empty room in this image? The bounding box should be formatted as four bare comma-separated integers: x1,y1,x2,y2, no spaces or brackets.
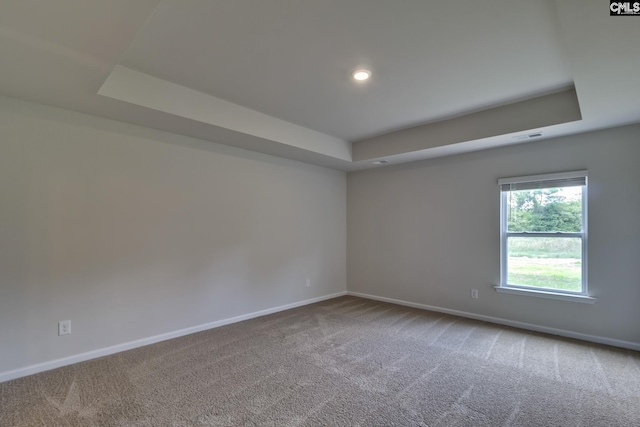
1,1,639,426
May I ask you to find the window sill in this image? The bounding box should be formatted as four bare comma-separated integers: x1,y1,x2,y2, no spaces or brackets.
494,286,596,304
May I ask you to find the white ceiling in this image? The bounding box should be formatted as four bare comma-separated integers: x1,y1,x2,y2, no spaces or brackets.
0,0,638,170
121,0,572,141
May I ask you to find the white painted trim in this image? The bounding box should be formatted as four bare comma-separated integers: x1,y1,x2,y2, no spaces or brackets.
346,291,640,351
494,285,595,303
0,291,347,384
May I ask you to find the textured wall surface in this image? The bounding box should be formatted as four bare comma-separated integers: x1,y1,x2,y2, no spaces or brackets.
0,96,346,375
348,124,640,344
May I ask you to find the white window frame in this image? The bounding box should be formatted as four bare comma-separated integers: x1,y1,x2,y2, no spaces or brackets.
495,170,595,304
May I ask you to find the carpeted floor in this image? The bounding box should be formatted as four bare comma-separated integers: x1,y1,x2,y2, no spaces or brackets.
1,296,639,426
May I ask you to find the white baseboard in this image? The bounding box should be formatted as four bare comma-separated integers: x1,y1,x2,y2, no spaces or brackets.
347,291,640,351
0,291,347,384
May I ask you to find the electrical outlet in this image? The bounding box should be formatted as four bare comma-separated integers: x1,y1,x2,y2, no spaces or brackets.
306,279,311,288
58,320,71,336
471,289,478,299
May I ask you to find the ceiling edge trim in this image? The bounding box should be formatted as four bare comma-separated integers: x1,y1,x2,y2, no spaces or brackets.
352,87,582,162
98,66,352,162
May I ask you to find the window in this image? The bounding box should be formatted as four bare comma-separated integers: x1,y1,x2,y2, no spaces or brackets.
496,170,593,303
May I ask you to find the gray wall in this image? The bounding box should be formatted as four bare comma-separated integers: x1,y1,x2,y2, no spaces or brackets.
0,97,346,375
348,125,640,344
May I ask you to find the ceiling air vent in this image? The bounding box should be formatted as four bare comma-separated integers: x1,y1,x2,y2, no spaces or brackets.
512,132,543,141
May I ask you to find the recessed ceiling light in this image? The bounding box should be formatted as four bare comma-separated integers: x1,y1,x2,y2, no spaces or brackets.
373,160,389,165
353,69,371,81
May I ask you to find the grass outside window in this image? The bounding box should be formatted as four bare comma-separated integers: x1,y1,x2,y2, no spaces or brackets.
507,237,581,292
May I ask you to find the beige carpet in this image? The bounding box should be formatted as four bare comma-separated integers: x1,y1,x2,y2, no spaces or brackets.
1,296,639,426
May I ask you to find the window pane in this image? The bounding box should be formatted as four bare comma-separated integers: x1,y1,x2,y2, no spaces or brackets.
506,186,582,232
507,237,582,292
